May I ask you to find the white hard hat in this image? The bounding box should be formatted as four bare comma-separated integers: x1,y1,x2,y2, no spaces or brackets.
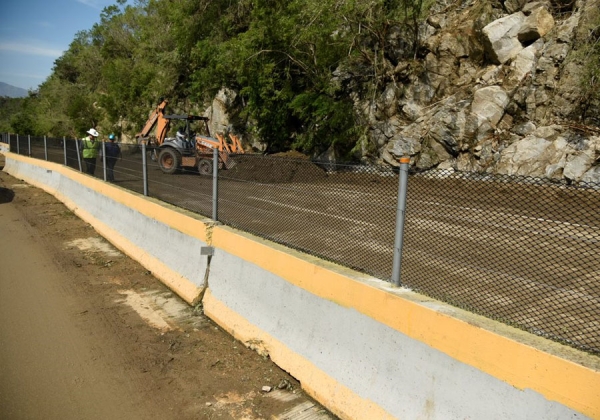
87,128,99,137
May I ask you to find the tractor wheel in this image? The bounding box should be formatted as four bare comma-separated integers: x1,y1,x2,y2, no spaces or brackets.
158,148,182,174
197,159,213,176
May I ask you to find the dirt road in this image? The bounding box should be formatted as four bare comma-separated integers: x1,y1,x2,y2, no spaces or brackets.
0,158,333,420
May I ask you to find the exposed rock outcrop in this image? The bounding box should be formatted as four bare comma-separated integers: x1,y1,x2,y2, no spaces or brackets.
370,0,600,184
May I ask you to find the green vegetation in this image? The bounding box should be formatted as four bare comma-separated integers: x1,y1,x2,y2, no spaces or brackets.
0,0,431,158
575,7,600,126
0,97,26,133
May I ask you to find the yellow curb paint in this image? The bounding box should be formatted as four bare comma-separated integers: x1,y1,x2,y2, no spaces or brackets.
202,289,394,420
211,226,600,419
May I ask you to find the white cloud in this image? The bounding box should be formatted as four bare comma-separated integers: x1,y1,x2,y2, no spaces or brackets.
75,0,103,9
0,42,64,58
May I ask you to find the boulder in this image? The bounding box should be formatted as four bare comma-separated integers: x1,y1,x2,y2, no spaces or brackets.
427,14,445,30
496,135,553,176
427,101,471,154
471,86,510,127
556,11,581,43
402,103,423,122
482,12,525,64
379,84,399,118
518,7,555,43
386,134,422,158
507,44,537,86
582,166,600,185
512,121,537,136
438,32,470,58
380,116,402,139
533,125,559,140
561,136,600,181
205,88,237,135
564,152,596,181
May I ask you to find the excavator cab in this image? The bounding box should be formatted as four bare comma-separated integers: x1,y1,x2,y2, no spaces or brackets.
159,114,208,154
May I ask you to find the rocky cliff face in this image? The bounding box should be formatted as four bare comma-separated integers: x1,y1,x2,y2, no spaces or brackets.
208,0,599,183
361,0,600,183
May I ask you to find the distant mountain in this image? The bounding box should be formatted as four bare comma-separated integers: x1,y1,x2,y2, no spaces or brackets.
0,82,28,98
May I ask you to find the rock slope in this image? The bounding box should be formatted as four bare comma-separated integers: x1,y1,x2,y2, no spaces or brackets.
364,0,600,183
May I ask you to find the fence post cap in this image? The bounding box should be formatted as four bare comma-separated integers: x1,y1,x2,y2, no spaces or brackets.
398,156,410,164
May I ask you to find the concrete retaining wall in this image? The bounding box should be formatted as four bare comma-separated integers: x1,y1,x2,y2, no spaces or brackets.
3,152,599,420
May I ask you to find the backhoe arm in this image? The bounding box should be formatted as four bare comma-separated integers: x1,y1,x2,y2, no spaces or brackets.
136,100,170,145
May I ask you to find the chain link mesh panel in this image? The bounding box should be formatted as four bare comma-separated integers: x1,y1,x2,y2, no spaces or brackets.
104,144,145,193
217,154,398,278
147,152,214,218
5,137,600,354
401,169,600,353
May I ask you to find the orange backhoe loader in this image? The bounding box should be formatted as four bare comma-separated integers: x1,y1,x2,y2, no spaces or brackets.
135,99,244,175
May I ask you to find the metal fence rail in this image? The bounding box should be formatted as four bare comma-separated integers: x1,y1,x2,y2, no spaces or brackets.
3,132,599,354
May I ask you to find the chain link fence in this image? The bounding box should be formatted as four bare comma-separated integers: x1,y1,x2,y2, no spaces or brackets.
2,132,599,354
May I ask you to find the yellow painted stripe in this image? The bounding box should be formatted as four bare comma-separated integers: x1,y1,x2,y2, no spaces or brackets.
203,289,394,420
211,226,600,418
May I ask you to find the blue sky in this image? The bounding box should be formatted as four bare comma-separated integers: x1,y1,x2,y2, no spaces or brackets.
0,0,119,91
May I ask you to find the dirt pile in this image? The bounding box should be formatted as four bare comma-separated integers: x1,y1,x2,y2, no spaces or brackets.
225,154,329,183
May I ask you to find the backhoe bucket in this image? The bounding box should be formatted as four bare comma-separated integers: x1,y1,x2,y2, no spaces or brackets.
220,151,236,169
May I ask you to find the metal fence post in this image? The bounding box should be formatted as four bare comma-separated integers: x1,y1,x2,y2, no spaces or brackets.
44,135,48,161
142,141,148,196
16,134,19,155
75,138,82,172
63,136,67,165
102,141,107,181
212,147,218,221
28,134,31,156
391,157,410,287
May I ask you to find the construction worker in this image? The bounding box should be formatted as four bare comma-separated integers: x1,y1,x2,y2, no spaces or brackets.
81,128,101,176
105,133,121,182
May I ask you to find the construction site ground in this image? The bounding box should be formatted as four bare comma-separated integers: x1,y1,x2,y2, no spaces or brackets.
0,154,334,420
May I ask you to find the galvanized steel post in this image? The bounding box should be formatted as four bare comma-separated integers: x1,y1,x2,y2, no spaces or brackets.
75,138,82,172
391,156,410,287
102,140,107,181
44,135,48,160
16,134,19,155
142,141,148,196
28,135,31,156
212,147,218,221
63,136,67,165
